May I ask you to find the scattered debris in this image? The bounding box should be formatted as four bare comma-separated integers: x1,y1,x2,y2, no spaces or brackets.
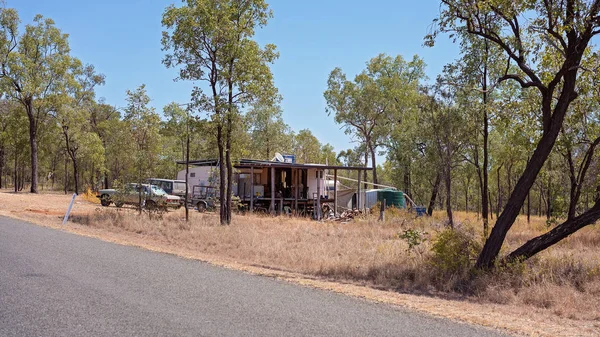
326,209,363,222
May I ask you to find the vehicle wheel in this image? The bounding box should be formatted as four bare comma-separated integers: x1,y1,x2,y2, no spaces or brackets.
145,200,157,210
197,201,207,213
115,201,124,208
100,194,111,207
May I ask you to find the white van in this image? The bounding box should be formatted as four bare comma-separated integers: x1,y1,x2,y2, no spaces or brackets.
147,178,188,200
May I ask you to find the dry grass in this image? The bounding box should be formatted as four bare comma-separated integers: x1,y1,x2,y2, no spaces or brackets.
1,190,600,336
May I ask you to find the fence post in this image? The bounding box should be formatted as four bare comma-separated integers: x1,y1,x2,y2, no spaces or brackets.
279,197,283,215
63,193,77,225
379,199,386,222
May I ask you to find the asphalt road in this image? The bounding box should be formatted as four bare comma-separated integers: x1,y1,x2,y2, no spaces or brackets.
0,216,509,337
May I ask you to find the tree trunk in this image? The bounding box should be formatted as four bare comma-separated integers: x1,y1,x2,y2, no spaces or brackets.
444,162,453,228
217,123,226,225
24,103,38,193
567,165,578,220
496,164,502,219
465,179,469,213
225,113,233,225
63,127,80,195
19,163,24,191
363,151,368,190
138,176,143,215
225,58,236,225
13,149,18,193
506,197,600,263
403,163,412,199
475,68,579,269
565,137,598,220
546,159,552,220
64,155,68,194
0,145,4,189
538,184,542,217
506,162,513,198
368,143,378,185
427,172,441,216
185,116,190,223
72,157,79,195
481,47,490,238
489,191,494,220
527,191,531,223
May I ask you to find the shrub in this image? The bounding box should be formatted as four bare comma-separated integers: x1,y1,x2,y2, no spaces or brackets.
397,229,428,254
430,228,480,279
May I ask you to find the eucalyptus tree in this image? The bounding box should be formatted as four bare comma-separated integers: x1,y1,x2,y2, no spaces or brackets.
162,102,192,162
293,129,322,164
324,54,425,185
0,100,10,188
429,0,600,268
337,148,363,167
123,85,161,214
161,102,194,221
387,88,442,214
337,144,370,189
422,85,467,227
162,0,279,225
89,102,121,189
441,32,508,236
55,64,105,194
3,103,28,191
245,97,293,160
101,116,132,189
0,9,80,193
557,70,600,219
320,143,339,166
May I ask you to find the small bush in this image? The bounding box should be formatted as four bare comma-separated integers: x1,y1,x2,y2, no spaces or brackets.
430,228,480,279
397,229,428,253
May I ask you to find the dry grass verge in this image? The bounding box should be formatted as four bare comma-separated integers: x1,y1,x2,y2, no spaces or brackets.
1,191,599,336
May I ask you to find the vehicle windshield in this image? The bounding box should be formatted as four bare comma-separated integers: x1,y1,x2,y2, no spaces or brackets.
151,185,167,195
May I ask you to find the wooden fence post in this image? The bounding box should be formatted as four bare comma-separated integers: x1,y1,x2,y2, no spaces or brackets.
379,199,386,222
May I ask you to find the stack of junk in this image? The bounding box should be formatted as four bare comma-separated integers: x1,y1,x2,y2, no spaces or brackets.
325,176,427,220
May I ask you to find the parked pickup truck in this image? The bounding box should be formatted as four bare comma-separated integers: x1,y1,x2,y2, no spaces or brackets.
98,183,181,209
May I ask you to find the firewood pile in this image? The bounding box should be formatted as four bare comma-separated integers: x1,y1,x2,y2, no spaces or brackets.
326,209,362,221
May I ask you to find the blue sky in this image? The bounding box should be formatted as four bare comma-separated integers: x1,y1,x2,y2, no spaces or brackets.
12,0,460,158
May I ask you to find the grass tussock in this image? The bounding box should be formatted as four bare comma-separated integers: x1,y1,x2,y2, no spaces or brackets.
69,206,600,321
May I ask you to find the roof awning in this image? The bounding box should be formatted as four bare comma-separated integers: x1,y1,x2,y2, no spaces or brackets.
176,158,372,171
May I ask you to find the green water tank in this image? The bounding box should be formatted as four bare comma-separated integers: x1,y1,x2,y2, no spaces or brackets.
377,189,406,209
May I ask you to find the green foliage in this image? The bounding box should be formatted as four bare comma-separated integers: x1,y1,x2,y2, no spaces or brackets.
430,228,481,277
123,84,162,186
293,129,322,164
325,53,426,184
245,97,293,160
162,0,279,224
397,229,428,252
0,7,83,192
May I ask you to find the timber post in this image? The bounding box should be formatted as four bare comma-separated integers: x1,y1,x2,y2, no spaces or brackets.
357,169,362,211
294,168,299,214
250,166,254,213
334,169,338,217
316,169,321,220
270,166,275,215
379,199,386,221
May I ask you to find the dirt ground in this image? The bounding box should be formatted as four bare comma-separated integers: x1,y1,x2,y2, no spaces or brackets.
1,190,598,337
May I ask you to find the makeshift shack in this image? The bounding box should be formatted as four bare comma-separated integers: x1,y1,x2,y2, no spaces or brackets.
177,156,372,219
